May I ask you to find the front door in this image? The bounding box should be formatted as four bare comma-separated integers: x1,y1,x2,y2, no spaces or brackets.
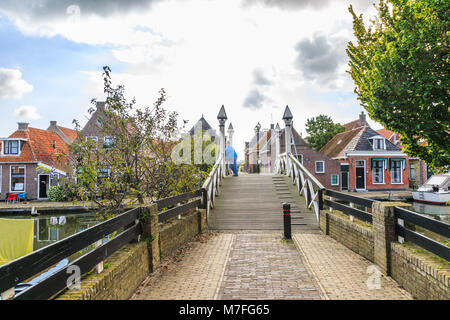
39,175,49,199
355,160,366,190
341,164,349,190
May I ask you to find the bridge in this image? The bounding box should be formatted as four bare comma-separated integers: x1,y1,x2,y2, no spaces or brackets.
0,106,448,301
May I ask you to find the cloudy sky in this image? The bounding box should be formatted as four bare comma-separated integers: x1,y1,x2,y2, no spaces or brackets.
0,0,382,159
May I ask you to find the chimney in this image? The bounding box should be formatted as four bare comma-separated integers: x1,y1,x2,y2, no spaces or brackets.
270,123,274,130
18,122,29,131
50,121,57,127
96,101,105,111
359,111,367,124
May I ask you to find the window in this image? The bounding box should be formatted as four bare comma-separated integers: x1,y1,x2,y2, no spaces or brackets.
86,136,98,143
391,160,402,184
11,166,25,191
315,161,325,173
373,160,384,184
295,154,303,164
4,140,19,155
355,160,365,167
373,138,385,150
98,167,110,179
331,175,339,186
103,136,115,149
409,164,415,181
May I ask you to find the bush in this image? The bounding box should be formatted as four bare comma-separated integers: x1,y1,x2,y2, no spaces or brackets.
48,186,68,202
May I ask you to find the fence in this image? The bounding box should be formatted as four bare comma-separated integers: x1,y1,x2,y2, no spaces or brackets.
0,207,142,300
395,206,450,261
323,189,374,223
201,154,227,221
278,153,324,221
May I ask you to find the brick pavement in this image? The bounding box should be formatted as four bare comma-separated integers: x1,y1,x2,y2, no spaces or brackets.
131,233,234,300
132,230,413,300
293,233,413,300
217,232,323,300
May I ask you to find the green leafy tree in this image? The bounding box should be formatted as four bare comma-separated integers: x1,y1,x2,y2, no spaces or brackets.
347,0,450,171
68,66,200,214
305,115,345,151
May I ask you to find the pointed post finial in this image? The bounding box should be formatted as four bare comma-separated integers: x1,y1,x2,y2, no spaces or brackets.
282,105,293,121
217,105,227,125
228,123,234,131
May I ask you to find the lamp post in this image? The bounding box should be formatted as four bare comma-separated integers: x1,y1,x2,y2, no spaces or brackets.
227,123,234,147
275,123,281,173
217,105,228,175
255,122,261,173
282,106,293,176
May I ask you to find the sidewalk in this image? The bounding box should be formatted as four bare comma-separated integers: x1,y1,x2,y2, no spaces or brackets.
293,233,412,300
131,230,412,300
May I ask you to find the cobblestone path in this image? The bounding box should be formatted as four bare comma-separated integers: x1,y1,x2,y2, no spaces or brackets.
293,233,413,300
132,231,413,300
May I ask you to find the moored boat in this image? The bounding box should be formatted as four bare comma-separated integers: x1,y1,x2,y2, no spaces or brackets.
412,174,450,205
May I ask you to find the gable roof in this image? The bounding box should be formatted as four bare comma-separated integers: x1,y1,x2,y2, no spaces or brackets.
0,127,70,171
57,126,78,143
188,116,216,136
320,125,401,158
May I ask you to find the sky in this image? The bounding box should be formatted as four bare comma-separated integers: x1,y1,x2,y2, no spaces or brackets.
0,0,383,160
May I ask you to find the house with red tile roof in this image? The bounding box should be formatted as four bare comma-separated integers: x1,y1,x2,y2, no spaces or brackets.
320,113,409,192
0,122,77,200
376,128,429,189
245,123,342,190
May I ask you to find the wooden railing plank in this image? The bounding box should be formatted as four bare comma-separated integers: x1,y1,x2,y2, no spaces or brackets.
14,224,141,300
158,199,201,223
395,206,450,238
324,199,373,223
0,207,141,293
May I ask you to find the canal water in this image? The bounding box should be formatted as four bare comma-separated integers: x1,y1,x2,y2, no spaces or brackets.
410,202,450,224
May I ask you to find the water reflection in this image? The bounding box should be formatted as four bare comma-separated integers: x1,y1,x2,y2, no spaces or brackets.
411,202,449,224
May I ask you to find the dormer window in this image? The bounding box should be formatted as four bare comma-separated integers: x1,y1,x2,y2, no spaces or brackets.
370,136,386,150
4,140,19,155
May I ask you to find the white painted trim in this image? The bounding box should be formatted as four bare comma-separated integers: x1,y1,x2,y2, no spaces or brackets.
9,165,26,193
38,174,50,200
346,151,405,156
315,161,325,173
331,174,339,186
355,160,366,190
372,159,385,184
390,159,403,184
37,162,67,176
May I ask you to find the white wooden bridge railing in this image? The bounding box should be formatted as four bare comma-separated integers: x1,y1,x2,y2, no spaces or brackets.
277,153,325,222
201,154,229,222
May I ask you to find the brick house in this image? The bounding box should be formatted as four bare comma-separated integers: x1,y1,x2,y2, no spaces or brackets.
320,113,409,192
246,123,342,190
377,128,429,189
0,122,77,200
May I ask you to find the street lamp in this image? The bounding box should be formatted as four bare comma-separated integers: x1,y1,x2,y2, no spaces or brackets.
217,105,228,174
255,122,261,173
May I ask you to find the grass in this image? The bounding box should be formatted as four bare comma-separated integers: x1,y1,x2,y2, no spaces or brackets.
330,209,373,229
401,242,450,270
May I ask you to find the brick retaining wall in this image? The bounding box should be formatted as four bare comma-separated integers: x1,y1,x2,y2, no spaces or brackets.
390,242,450,300
56,242,149,300
319,210,374,262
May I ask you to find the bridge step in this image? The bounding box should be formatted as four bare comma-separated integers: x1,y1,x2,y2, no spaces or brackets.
208,174,318,230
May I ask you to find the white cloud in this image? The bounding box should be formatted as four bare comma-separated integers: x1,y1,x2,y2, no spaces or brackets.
1,0,380,158
0,68,33,99
14,105,41,120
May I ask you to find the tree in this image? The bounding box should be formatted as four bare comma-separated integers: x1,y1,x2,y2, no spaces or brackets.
305,115,345,151
347,0,450,172
68,66,200,214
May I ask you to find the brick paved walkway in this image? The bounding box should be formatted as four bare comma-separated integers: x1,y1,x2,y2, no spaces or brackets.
293,233,413,300
131,233,234,300
217,232,323,300
132,231,413,300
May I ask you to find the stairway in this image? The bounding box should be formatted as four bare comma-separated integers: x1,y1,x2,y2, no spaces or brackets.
207,173,318,230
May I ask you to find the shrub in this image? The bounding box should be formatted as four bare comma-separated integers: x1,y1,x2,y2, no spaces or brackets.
48,186,68,202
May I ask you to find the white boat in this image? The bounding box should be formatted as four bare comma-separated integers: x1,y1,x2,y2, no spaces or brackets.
412,174,450,205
